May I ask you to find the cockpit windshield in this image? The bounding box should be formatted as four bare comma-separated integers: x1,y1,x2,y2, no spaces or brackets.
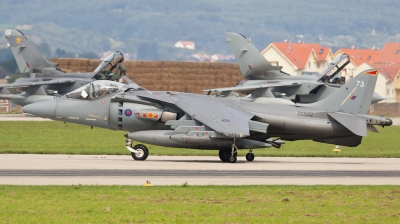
66,80,125,100
91,51,124,79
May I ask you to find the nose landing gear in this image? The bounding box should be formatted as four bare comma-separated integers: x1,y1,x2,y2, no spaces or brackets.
125,138,149,161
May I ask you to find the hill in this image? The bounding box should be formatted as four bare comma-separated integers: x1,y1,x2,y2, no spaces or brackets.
0,0,399,60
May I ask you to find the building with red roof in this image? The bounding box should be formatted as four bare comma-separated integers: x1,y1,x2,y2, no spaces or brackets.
260,41,333,76
334,47,381,80
260,40,400,102
342,43,400,101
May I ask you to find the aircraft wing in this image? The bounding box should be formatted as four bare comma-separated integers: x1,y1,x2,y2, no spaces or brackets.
203,82,302,93
137,93,255,137
0,79,76,90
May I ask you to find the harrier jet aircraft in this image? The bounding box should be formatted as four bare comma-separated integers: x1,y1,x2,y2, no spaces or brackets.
22,68,392,163
1,29,123,107
205,32,383,104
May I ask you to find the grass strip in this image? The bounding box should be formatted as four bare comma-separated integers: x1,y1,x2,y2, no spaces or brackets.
0,185,399,223
1,121,400,157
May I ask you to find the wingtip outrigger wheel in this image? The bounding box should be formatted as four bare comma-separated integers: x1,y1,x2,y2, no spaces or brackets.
246,149,255,161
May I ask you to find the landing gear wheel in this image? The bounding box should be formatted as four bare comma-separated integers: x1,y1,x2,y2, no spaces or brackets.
246,153,255,161
131,144,149,161
229,153,237,163
219,150,231,162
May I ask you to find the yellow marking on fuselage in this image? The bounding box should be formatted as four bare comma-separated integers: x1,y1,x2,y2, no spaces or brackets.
16,37,21,44
341,87,357,106
88,114,101,118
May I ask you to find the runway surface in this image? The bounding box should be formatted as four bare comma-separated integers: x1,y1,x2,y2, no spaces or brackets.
0,114,51,121
0,154,399,185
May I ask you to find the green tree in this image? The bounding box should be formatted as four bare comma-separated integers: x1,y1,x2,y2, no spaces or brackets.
54,48,67,58
0,57,18,74
37,42,52,60
79,52,99,59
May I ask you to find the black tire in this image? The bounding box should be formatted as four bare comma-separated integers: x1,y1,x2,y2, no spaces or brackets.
131,144,149,161
218,150,231,162
246,153,255,161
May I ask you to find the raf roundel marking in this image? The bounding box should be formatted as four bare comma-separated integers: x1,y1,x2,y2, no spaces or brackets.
124,109,132,117
222,119,230,122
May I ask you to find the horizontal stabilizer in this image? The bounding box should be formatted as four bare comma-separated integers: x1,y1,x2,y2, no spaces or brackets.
328,112,367,136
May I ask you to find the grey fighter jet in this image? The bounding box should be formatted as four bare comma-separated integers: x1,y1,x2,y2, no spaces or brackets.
0,30,122,107
22,68,392,163
205,32,383,104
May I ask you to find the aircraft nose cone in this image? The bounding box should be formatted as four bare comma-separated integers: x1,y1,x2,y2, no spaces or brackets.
22,100,57,119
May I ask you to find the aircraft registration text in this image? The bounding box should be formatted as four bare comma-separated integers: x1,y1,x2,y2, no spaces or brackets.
297,111,313,117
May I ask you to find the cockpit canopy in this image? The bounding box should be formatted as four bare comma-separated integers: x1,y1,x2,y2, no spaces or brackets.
319,54,350,80
91,51,124,79
66,80,125,100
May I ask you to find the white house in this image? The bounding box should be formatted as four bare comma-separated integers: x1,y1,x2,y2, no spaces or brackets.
174,41,195,50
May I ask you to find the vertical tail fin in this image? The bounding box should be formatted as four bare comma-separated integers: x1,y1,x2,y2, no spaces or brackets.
302,69,378,114
225,32,286,79
4,29,58,73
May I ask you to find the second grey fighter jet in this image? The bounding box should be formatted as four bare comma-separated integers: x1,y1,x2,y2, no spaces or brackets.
205,32,383,104
22,68,392,163
0,29,121,107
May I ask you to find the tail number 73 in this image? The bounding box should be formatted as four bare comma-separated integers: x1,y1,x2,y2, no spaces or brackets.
356,81,364,87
